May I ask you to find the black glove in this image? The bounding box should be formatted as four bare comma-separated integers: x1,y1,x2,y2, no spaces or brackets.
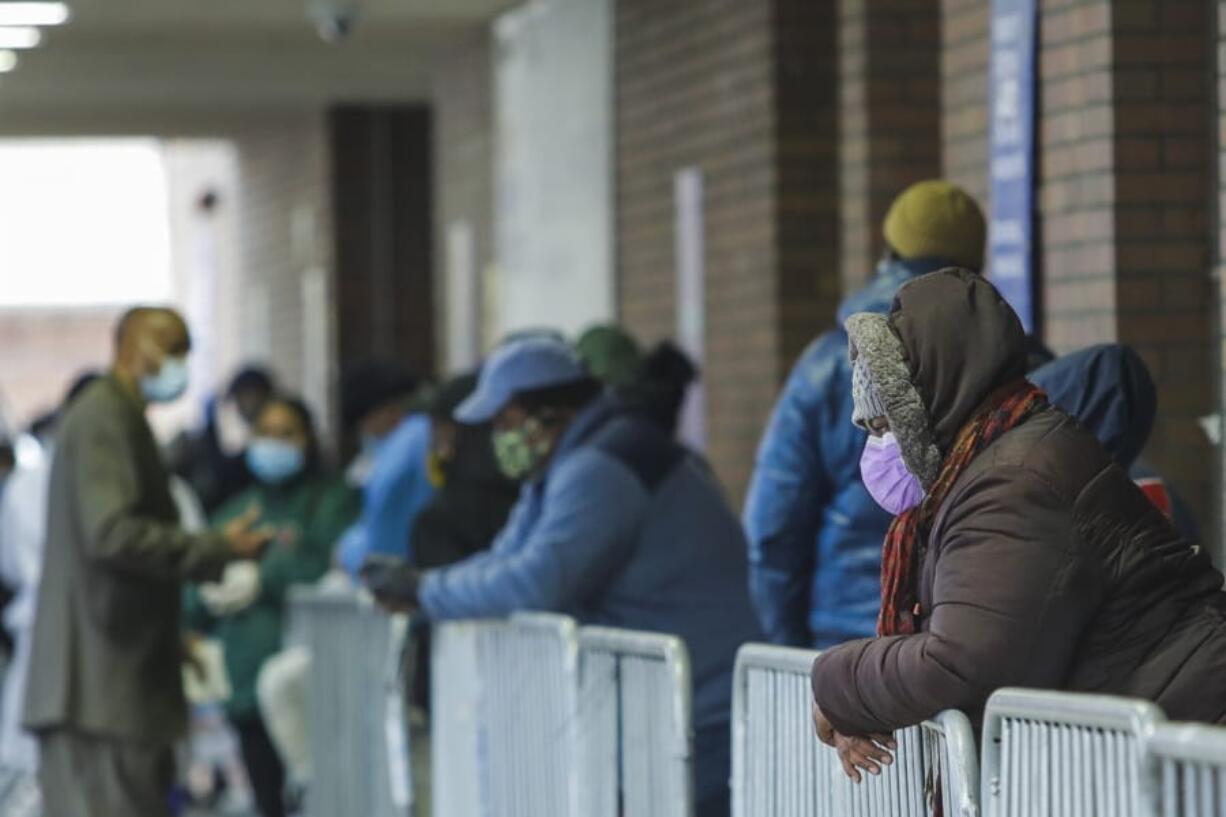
359,555,421,609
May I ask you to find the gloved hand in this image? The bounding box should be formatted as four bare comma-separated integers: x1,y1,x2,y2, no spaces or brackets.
200,561,261,616
360,555,420,612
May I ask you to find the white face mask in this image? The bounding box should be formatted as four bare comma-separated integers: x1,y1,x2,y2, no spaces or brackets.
140,356,190,404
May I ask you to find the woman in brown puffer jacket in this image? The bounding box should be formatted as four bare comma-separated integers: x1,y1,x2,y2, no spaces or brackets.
809,268,1226,780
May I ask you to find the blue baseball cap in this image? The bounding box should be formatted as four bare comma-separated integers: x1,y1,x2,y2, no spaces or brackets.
455,337,589,424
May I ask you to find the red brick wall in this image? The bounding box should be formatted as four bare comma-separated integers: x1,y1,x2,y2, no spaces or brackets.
839,0,943,292
1037,0,1215,532
616,0,838,502
941,0,990,204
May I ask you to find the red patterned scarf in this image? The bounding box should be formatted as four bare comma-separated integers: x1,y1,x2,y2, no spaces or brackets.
877,379,1049,636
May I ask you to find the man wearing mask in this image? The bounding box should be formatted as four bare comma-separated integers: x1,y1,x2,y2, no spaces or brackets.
23,306,272,817
333,361,434,576
743,180,986,649
364,337,762,817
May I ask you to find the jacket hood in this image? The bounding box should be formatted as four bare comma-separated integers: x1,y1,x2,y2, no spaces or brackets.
1028,344,1155,469
835,256,953,325
845,268,1027,488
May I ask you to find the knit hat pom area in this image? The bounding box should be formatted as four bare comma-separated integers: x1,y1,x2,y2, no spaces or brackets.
882,180,986,272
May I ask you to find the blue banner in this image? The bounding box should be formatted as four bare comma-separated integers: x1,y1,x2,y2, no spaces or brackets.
988,0,1038,332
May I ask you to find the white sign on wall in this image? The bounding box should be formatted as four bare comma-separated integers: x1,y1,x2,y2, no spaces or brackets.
445,219,481,372
675,167,705,452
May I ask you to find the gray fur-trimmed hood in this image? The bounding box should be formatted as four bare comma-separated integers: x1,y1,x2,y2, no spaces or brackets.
845,268,1029,489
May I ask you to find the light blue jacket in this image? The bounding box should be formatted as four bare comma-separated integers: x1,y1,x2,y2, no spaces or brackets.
419,397,762,800
336,413,435,576
743,257,949,648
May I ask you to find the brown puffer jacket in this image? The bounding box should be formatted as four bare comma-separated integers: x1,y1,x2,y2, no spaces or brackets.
811,268,1226,736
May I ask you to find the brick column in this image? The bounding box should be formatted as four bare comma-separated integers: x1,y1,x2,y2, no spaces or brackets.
1039,0,1215,530
838,0,943,292
941,0,990,203
616,0,839,502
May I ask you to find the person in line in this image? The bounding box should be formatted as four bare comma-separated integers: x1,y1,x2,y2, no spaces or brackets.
617,340,700,438
334,361,434,575
0,372,99,771
808,270,1226,782
744,180,987,648
23,306,273,817
186,395,357,817
170,365,276,514
365,337,763,817
1029,343,1200,544
575,323,643,389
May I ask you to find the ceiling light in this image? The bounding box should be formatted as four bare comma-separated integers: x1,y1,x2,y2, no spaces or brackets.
0,3,70,27
0,26,41,48
0,50,16,72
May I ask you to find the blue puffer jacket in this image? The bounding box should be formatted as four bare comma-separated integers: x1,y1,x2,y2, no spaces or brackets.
743,257,950,648
419,396,762,802
1028,344,1200,544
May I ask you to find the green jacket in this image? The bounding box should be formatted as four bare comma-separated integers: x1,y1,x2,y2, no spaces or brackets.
185,472,358,720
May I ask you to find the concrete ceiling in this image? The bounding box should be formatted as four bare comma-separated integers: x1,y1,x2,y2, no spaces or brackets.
0,0,517,122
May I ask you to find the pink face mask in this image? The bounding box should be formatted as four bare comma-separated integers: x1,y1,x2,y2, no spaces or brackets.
860,432,924,515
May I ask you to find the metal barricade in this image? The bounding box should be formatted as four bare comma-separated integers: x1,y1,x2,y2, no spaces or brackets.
1146,723,1226,817
0,766,40,817
731,643,979,817
981,688,1165,817
577,626,693,817
431,613,580,817
289,586,413,817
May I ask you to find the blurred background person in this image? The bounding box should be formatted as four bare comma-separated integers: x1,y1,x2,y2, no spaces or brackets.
0,371,99,772
744,179,986,649
23,306,273,817
185,394,357,817
617,339,700,438
575,323,642,389
1029,343,1200,545
334,360,434,576
170,365,276,515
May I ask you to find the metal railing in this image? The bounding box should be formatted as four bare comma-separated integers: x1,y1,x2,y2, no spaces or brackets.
0,766,39,817
731,643,979,817
431,613,581,817
981,688,1166,817
577,626,693,817
1146,723,1226,817
288,586,413,817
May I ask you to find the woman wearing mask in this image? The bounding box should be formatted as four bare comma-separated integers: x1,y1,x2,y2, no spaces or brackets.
185,396,358,817
809,269,1226,784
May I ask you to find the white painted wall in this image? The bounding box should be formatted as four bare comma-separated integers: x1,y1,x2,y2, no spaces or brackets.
492,0,614,340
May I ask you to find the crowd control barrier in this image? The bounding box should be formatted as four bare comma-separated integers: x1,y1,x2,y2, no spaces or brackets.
578,626,693,817
1147,722,1226,817
288,586,413,817
431,613,581,817
731,643,979,817
981,688,1165,817
0,767,39,817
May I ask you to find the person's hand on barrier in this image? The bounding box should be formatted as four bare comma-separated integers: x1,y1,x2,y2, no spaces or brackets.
812,700,836,746
360,555,420,612
223,503,276,559
834,732,897,783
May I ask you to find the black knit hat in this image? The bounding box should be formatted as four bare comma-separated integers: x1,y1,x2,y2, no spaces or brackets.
341,361,418,428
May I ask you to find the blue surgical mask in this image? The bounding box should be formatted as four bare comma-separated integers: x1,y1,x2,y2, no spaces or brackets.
246,438,306,485
140,356,190,404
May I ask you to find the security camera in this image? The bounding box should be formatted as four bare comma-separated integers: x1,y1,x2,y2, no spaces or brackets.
307,0,361,43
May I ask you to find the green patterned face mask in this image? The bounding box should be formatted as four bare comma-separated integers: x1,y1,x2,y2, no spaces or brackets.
492,419,551,480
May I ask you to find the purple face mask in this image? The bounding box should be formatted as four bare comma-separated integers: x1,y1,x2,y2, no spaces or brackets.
860,432,924,515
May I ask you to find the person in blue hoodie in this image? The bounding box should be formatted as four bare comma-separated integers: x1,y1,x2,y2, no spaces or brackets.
1029,343,1200,544
743,180,987,648
364,337,762,817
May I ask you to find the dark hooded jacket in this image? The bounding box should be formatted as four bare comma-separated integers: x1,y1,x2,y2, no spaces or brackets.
811,269,1226,735
1028,345,1199,544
